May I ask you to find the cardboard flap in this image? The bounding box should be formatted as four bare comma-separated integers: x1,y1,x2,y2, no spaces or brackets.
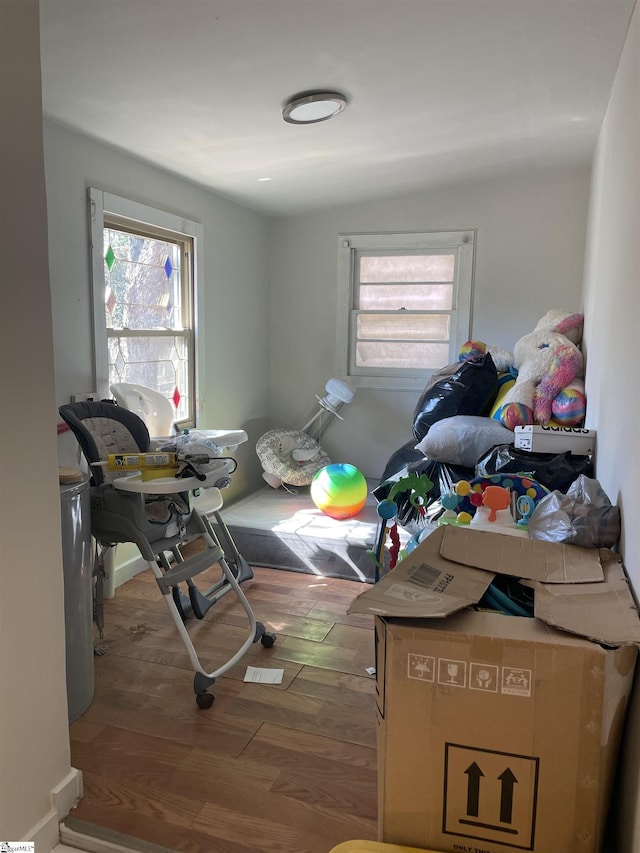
529,554,640,646
348,526,494,618
439,525,604,583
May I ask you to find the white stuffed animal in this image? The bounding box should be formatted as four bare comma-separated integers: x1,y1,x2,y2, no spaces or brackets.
461,310,587,430
493,310,585,429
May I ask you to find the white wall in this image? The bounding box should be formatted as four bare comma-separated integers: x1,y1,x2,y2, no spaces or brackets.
0,1,80,847
269,167,590,477
45,121,272,500
582,4,640,848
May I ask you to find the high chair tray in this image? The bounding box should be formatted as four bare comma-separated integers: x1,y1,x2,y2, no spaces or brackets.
198,428,248,448
113,458,234,494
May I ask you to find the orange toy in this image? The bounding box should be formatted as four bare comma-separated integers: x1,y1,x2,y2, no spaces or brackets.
482,485,512,522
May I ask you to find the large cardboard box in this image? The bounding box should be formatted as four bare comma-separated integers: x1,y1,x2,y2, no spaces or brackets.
349,526,640,853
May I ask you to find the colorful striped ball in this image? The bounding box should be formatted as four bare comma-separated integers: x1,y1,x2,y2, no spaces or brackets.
311,463,368,520
499,402,533,431
459,340,487,361
552,387,586,425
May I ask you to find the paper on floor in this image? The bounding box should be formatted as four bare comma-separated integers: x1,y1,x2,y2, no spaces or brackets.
244,666,284,684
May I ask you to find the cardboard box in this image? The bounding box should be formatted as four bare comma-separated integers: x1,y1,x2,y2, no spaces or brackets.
348,526,640,853
513,425,596,455
330,843,437,853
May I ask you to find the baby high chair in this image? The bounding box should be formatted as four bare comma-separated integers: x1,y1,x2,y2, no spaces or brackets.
109,381,249,540
58,400,275,709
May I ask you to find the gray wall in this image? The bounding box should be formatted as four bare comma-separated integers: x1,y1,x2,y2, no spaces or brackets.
46,120,272,500
269,167,590,477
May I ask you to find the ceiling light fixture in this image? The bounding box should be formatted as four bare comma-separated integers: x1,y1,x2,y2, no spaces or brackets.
282,91,348,125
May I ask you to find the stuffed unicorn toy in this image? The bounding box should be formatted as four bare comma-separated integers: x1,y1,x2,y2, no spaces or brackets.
461,310,586,430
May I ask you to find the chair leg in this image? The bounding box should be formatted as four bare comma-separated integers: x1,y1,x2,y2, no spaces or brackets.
156,550,193,620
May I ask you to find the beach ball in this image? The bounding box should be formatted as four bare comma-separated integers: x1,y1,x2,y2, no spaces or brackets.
552,385,586,425
499,402,533,431
310,463,368,520
459,340,486,361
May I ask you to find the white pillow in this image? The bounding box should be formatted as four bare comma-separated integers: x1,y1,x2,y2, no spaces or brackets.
415,415,514,468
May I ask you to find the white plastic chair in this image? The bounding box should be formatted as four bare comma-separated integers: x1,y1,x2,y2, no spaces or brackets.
110,383,175,438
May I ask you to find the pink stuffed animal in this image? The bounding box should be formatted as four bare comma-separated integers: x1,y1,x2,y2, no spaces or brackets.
462,310,586,430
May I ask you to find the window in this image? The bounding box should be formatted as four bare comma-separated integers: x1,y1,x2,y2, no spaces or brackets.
89,189,203,425
336,230,475,390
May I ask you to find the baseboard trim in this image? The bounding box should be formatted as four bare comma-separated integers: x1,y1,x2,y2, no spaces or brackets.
24,767,83,851
53,767,84,818
60,817,179,852
25,808,60,852
112,551,147,590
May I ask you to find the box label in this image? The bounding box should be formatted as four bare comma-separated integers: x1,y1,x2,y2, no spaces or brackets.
407,653,435,682
469,663,500,693
438,658,467,688
407,654,532,698
501,667,532,697
443,743,539,849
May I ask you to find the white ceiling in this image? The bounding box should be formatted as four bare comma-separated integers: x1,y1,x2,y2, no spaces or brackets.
39,0,636,217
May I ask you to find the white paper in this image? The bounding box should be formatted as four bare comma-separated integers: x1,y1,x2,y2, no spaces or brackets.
243,666,284,684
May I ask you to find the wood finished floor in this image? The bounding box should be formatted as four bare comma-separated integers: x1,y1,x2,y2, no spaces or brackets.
69,552,378,853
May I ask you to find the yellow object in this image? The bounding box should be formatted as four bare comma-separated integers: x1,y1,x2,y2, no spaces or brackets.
489,373,516,419
329,843,442,853
106,452,177,471
140,466,180,481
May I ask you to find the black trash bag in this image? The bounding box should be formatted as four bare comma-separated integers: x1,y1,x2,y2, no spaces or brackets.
379,438,425,483
374,456,475,534
412,353,498,441
475,445,593,494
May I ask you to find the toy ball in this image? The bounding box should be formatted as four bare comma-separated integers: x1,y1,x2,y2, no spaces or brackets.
455,480,472,497
311,463,368,520
552,386,586,425
459,340,486,361
441,492,459,511
499,402,533,431
376,499,398,521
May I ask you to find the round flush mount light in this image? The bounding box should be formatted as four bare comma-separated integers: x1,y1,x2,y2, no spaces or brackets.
282,91,348,125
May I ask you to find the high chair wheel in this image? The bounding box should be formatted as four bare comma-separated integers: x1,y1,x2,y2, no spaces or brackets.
196,691,215,710
261,633,276,648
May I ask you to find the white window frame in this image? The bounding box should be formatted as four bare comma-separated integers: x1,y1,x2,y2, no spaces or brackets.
336,230,475,391
88,188,205,423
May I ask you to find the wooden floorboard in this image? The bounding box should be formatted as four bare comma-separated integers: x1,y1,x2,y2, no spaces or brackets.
69,563,378,853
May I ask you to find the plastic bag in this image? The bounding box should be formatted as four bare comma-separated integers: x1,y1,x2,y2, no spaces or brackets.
412,353,498,441
527,475,620,548
162,429,224,457
475,444,593,493
379,438,426,483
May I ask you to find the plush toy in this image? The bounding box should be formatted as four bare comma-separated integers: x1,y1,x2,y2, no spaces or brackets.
461,310,586,430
